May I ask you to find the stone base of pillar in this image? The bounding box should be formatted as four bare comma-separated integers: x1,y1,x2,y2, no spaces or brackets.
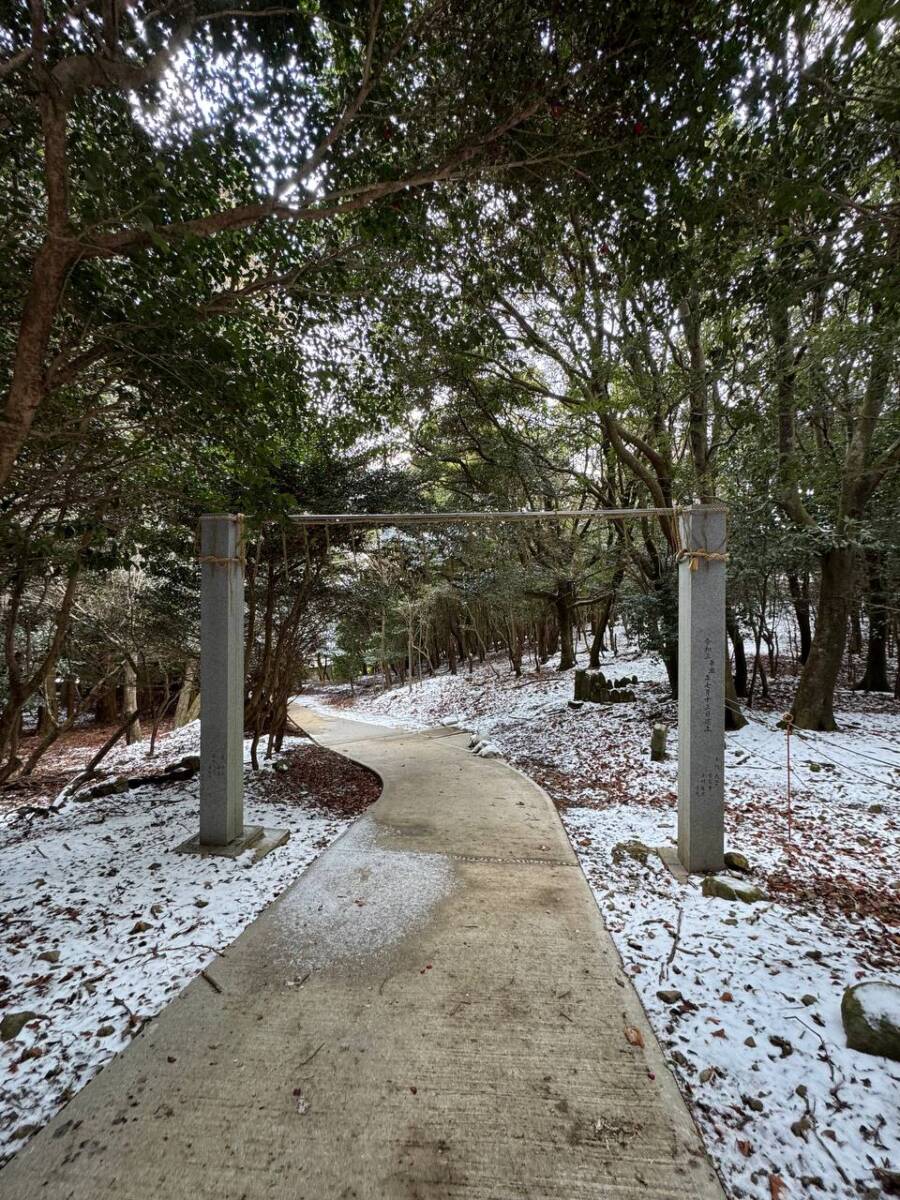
175,826,289,862
657,844,690,885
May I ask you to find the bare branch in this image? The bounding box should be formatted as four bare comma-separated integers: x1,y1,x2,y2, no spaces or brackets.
276,0,385,201
0,46,32,80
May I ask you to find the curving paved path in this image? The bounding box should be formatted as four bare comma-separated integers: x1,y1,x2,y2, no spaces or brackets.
1,706,724,1199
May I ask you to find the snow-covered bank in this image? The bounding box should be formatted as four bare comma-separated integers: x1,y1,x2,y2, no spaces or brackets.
569,803,899,1199
0,721,372,1164
307,650,900,1199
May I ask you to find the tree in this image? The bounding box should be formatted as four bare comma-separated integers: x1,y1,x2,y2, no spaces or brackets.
1,0,736,489
720,10,900,728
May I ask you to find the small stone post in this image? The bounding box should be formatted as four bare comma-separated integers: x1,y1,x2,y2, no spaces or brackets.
193,513,247,849
650,723,667,762
677,505,727,873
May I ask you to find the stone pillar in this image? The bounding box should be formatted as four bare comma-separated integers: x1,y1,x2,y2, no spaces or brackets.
677,505,727,873
199,513,245,846
650,723,667,762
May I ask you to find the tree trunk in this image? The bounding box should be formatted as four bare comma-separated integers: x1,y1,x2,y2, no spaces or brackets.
764,627,776,677
407,618,414,689
786,572,812,666
0,241,72,490
726,612,748,697
587,625,603,670
536,621,548,664
545,622,559,659
724,658,748,730
555,581,577,671
747,618,765,707
37,662,58,736
95,656,119,724
792,546,856,730
849,605,863,656
507,620,524,677
447,612,467,665
588,568,623,669
123,660,142,744
854,551,890,691
173,659,198,726
650,561,678,698
678,292,714,503
0,549,82,768
661,642,677,696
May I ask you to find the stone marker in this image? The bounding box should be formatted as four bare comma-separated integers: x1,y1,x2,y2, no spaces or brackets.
650,723,667,761
677,505,727,873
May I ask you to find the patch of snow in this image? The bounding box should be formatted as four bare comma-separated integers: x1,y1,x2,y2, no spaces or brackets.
475,741,503,759
0,724,356,1164
567,802,900,1199
854,981,900,1028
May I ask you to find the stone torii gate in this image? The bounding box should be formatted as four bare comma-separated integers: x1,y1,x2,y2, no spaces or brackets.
186,504,728,874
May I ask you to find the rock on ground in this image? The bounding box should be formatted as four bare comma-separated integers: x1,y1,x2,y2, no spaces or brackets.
841,981,900,1061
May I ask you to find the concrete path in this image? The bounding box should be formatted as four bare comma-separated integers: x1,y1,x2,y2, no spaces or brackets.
2,707,724,1199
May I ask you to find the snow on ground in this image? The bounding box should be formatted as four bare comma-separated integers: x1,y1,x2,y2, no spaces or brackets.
0,721,363,1165
568,806,900,1199
309,645,900,1199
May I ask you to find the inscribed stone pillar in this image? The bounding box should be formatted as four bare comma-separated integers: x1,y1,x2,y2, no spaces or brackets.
199,514,245,846
677,505,727,873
